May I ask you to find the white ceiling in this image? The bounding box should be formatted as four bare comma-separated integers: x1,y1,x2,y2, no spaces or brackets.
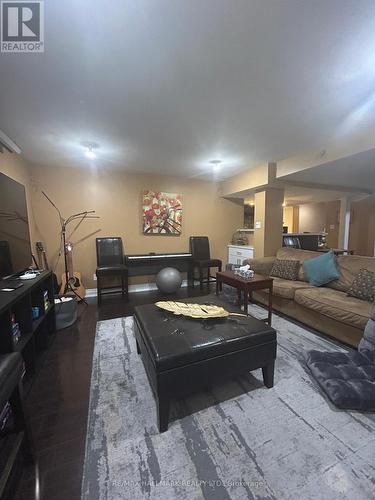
284,186,362,206
279,148,375,193
245,186,357,207
1,0,375,178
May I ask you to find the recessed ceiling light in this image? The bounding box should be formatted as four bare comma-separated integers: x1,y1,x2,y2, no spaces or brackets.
85,148,96,159
210,159,222,171
82,141,99,160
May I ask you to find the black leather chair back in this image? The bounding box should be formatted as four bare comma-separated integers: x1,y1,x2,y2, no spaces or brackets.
190,236,211,260
96,237,124,267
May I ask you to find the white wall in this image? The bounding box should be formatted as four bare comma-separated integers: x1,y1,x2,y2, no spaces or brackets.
298,202,327,233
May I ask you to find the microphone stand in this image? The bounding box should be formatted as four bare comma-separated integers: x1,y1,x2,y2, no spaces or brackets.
42,192,99,304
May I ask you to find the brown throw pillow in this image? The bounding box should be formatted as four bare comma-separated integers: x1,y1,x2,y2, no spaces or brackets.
270,259,300,281
347,269,375,303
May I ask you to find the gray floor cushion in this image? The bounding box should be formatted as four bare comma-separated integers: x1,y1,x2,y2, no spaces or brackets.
306,301,375,411
306,349,375,411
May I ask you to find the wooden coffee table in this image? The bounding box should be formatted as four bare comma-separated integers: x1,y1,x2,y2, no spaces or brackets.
216,271,273,324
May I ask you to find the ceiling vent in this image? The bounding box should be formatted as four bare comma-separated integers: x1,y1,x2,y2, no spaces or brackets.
0,130,21,154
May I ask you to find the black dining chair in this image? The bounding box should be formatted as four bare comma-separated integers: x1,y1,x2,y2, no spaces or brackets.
95,237,128,305
189,236,222,290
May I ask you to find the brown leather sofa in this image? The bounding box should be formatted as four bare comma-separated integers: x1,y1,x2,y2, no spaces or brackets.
244,248,375,347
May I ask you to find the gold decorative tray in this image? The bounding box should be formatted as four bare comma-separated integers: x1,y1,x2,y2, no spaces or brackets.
155,301,245,319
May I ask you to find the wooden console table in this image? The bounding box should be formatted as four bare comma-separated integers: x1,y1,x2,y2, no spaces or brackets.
216,271,273,324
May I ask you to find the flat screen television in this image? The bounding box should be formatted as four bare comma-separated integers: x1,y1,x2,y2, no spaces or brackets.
0,171,32,279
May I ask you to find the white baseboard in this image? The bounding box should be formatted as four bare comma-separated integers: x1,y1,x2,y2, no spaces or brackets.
85,279,191,298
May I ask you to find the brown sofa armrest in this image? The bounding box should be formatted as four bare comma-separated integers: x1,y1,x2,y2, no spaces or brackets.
242,256,275,277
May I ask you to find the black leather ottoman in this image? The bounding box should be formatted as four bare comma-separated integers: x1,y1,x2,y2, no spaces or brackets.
134,295,277,432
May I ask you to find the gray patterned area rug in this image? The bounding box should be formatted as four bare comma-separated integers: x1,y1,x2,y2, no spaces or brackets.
81,306,375,500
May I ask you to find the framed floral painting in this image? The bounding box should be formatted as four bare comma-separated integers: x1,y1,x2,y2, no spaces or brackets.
142,191,182,235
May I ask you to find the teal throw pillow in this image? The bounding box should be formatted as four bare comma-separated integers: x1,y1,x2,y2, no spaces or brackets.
302,251,340,287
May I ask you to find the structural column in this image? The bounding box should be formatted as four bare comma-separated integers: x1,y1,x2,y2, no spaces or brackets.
337,197,351,251
254,188,284,258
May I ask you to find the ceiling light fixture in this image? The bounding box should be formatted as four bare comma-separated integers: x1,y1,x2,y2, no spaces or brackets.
85,147,96,159
82,141,99,160
210,159,222,172
282,202,287,207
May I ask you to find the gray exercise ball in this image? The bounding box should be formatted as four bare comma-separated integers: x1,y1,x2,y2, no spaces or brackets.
156,267,182,294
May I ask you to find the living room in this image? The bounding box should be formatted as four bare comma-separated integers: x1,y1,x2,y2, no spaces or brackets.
0,1,375,500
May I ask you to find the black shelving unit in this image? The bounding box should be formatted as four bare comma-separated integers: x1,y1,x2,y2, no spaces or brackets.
0,271,56,495
0,271,56,389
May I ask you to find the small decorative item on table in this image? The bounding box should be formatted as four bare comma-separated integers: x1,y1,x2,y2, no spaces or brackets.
155,301,230,319
155,301,246,319
234,264,255,279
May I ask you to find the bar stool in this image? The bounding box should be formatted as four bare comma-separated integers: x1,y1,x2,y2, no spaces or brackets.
189,236,222,290
96,237,129,305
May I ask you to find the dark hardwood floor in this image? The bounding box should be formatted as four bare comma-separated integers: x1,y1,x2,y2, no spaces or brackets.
14,285,213,500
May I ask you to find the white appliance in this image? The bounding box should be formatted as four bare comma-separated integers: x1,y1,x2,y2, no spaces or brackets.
227,245,254,265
